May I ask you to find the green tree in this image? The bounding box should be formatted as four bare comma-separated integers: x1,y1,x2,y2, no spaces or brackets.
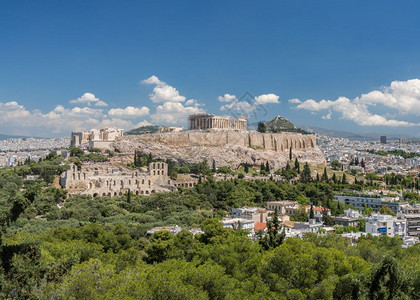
331,160,342,170
289,146,293,160
294,157,300,173
300,163,312,183
342,173,347,184
332,173,337,184
257,122,266,133
321,167,329,182
259,208,285,250
309,204,315,219
370,256,409,300
70,147,84,157
379,205,396,216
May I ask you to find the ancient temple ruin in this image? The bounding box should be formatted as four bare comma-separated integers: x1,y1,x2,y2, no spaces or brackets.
189,114,247,130
71,127,123,149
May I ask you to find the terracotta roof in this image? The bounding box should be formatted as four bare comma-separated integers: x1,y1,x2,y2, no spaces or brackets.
254,222,267,231
282,220,295,228
305,205,330,212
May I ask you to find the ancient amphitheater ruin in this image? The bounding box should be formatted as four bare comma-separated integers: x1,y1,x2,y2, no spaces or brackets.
60,161,176,197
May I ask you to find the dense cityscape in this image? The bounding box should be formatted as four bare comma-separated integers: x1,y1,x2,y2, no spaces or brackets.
1,1,420,299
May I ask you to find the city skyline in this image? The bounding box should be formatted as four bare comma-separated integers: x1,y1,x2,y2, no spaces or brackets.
1,1,420,137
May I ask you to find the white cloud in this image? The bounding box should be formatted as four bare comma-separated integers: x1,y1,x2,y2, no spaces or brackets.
141,75,186,103
356,79,420,115
151,102,205,124
218,94,237,102
322,111,332,120
133,120,153,128
254,93,280,104
218,92,279,119
220,101,256,114
291,79,420,127
69,92,108,107
288,98,301,104
0,100,152,137
108,106,150,118
141,75,164,85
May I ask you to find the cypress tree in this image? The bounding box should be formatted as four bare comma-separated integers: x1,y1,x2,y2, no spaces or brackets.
294,157,300,173
342,173,347,184
126,189,131,203
260,163,265,172
212,159,216,173
332,173,337,184
289,146,292,160
265,161,270,172
244,163,249,173
309,204,315,219
321,167,329,182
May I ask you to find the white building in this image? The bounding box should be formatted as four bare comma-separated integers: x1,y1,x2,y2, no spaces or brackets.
222,218,254,230
365,213,406,237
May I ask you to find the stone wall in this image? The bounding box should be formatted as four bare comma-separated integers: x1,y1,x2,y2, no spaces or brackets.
136,131,316,152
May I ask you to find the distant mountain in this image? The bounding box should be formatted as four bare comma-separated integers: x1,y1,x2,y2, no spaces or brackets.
300,126,415,140
125,125,159,135
264,116,310,134
0,133,34,140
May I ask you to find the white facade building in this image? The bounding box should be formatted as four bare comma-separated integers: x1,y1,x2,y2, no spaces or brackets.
365,213,406,237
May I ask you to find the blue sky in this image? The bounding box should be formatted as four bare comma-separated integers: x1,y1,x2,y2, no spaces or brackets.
1,0,419,137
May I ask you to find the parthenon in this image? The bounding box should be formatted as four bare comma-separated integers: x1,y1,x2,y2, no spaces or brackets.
189,114,247,130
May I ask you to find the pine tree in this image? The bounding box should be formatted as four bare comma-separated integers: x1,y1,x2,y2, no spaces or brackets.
265,161,270,172
294,157,300,173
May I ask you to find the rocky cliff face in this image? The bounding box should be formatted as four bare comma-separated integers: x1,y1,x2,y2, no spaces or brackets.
112,131,325,170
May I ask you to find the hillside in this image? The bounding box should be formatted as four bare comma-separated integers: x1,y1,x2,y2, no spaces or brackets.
125,125,159,135
113,131,325,170
265,116,310,134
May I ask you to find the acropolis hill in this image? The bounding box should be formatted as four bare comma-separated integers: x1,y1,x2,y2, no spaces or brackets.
112,115,325,170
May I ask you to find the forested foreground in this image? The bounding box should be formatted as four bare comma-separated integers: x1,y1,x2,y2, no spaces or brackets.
0,159,419,299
